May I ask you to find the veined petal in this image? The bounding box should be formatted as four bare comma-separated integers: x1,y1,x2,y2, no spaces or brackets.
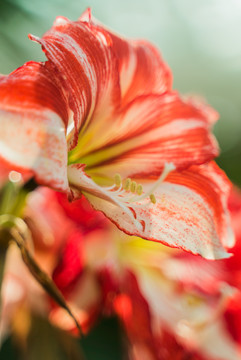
68,162,233,260
113,272,158,360
166,162,235,250
80,8,172,104
30,15,121,148
0,62,69,191
111,36,172,105
184,95,219,126
79,93,218,178
134,266,241,360
116,270,238,360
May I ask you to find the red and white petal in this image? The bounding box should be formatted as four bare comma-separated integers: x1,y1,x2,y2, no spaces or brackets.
108,35,172,106
114,272,159,360
30,16,121,148
80,9,172,104
83,93,218,179
160,252,226,295
134,266,241,360
184,95,219,126
165,162,235,250
68,162,233,260
0,62,69,191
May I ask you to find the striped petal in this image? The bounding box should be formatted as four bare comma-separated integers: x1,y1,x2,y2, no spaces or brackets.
80,8,172,104
30,15,121,148
0,62,69,191
113,272,159,360
111,35,172,105
68,162,233,259
133,265,241,360
78,93,218,179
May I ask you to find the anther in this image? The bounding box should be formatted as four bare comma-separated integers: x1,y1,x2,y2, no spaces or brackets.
149,194,156,204
136,184,143,195
124,178,131,191
114,173,122,187
131,181,137,193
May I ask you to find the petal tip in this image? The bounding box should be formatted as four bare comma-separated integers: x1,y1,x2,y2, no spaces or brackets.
28,34,40,43
204,249,232,261
79,8,92,23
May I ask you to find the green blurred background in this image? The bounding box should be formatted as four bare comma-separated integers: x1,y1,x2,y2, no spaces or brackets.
0,0,241,358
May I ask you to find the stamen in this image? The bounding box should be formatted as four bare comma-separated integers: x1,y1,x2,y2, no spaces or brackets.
146,162,175,195
130,181,137,193
114,173,122,187
96,162,175,234
149,194,156,204
129,162,175,203
124,178,131,191
136,184,143,195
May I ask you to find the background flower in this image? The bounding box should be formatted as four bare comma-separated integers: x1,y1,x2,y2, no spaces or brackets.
2,187,241,360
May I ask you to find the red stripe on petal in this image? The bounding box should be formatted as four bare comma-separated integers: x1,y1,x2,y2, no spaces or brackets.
53,229,84,296
166,162,234,250
0,62,69,127
109,34,172,104
84,93,218,178
85,10,172,104
30,17,121,147
114,271,159,360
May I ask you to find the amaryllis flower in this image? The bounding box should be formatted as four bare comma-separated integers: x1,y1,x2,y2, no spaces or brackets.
0,9,234,259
